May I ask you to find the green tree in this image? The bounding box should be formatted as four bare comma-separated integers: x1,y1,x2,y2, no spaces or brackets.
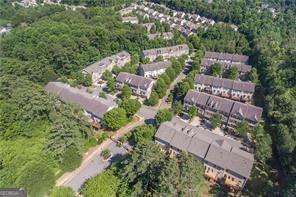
236,121,250,137
172,100,183,115
210,63,222,77
118,141,164,196
166,67,176,81
121,85,132,100
155,109,173,127
154,78,167,98
252,126,272,162
159,73,171,85
46,116,80,161
49,186,75,197
248,67,259,83
155,55,164,62
191,60,201,71
59,146,82,172
227,66,239,80
132,125,156,143
82,170,120,197
173,81,191,101
102,70,113,81
102,108,128,130
210,114,222,129
107,78,116,93
145,90,159,106
15,161,55,197
120,99,141,118
156,156,180,196
101,149,111,160
188,106,198,120
177,152,205,196
112,65,121,75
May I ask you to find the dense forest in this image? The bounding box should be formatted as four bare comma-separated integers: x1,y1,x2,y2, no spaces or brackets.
154,0,296,194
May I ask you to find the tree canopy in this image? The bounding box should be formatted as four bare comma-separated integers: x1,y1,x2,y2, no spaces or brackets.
102,108,128,130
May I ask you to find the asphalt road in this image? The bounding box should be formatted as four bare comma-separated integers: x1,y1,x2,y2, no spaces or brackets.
56,106,157,192
63,141,127,191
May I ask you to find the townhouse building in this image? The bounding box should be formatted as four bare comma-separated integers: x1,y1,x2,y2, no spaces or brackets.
204,51,249,64
147,32,174,40
201,51,251,78
141,44,189,61
194,74,255,102
201,58,252,78
45,82,116,124
122,16,139,24
140,23,155,32
183,90,262,128
119,4,137,16
83,51,131,84
155,120,254,190
116,72,154,98
139,60,171,78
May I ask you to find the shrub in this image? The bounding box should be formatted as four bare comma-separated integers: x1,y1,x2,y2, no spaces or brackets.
101,149,111,160
59,147,82,172
49,186,75,197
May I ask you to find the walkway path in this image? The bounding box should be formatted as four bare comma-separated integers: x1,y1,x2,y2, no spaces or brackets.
158,54,194,109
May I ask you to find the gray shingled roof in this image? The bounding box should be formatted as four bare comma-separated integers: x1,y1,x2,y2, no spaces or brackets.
83,51,130,74
187,135,211,159
155,120,254,178
204,52,249,64
201,59,252,73
206,94,234,114
227,148,254,178
45,82,115,119
195,74,255,93
184,90,262,123
184,90,210,107
155,122,177,143
142,44,189,57
116,72,154,91
231,102,262,123
170,131,192,151
140,61,171,72
205,140,232,169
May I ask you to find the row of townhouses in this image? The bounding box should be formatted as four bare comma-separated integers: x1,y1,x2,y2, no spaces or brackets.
82,51,131,84
116,72,154,98
147,32,174,40
45,82,116,124
201,52,252,78
118,3,138,16
122,16,139,24
139,60,171,78
194,74,255,102
141,44,189,61
184,90,262,128
155,119,254,190
136,7,198,37
139,1,215,35
139,22,155,32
